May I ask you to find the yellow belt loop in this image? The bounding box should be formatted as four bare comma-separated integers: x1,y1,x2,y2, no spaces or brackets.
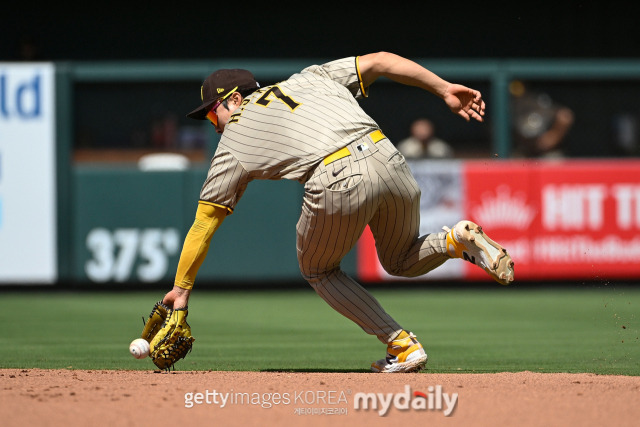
369,129,385,143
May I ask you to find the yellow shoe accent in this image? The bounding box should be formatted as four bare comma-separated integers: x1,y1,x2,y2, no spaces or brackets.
371,331,428,373
394,330,410,341
444,225,465,258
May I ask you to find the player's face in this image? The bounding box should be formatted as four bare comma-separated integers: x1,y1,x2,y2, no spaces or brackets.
211,102,235,134
205,89,239,133
205,99,225,130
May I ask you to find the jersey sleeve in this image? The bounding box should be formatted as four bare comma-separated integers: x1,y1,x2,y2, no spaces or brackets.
199,146,251,213
300,56,369,99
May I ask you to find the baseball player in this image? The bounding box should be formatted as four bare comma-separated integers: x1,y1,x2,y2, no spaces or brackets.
158,51,514,373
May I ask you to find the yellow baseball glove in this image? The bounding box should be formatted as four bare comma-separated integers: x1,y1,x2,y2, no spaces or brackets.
141,301,195,370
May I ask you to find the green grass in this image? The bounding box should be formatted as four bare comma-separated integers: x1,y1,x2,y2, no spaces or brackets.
0,286,638,375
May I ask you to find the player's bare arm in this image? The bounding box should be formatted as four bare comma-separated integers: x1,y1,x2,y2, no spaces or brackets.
358,51,485,122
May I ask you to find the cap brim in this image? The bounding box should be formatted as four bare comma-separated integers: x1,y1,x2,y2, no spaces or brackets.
186,100,216,120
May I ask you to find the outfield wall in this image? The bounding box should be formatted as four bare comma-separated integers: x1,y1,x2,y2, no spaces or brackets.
72,167,305,285
2,60,640,285
63,158,640,285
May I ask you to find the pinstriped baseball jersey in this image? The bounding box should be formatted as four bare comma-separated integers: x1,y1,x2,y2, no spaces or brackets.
197,55,452,344
200,56,379,210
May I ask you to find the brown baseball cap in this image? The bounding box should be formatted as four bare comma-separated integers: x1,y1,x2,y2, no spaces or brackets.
186,69,260,120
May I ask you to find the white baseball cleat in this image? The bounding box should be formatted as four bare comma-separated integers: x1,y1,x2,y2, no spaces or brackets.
371,331,428,373
443,220,515,285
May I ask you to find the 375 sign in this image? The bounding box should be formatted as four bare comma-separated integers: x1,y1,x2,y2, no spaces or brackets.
85,228,181,283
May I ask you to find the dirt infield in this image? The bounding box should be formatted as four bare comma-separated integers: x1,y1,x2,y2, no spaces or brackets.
1,369,638,427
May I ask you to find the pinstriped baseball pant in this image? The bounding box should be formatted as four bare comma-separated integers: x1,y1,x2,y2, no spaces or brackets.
297,132,449,344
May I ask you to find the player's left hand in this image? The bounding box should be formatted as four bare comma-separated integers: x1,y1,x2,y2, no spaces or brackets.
443,84,486,122
148,307,195,370
140,298,195,370
162,285,191,309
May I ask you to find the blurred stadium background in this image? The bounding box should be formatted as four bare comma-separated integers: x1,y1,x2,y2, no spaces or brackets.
2,4,640,290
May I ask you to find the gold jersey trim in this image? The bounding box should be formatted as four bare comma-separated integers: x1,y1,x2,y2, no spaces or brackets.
355,56,368,98
198,200,234,214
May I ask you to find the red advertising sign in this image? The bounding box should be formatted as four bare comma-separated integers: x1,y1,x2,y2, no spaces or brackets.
358,159,640,282
465,159,640,281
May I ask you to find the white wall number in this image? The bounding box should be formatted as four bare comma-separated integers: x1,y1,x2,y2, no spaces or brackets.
85,228,180,283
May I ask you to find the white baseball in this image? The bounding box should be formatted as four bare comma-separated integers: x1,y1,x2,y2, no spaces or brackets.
129,338,150,359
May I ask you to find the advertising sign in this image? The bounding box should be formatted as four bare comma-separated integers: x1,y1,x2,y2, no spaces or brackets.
359,159,640,282
465,160,640,281
0,63,57,283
